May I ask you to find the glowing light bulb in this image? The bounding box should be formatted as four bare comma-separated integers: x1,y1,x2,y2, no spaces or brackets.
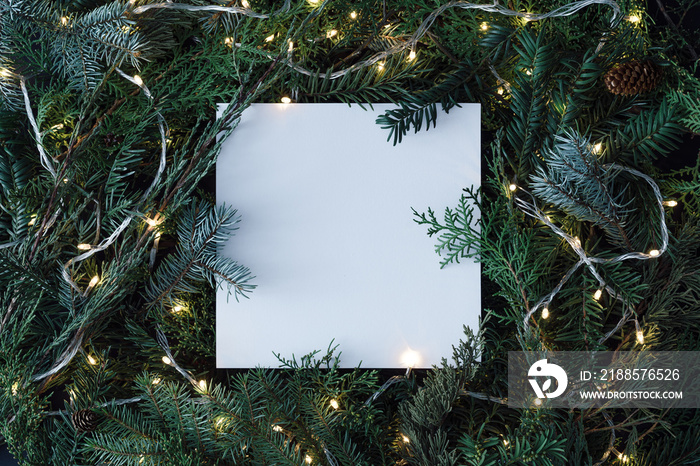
497,87,504,95
281,96,292,104
61,16,69,26
525,69,532,76
503,439,509,446
305,454,313,464
28,216,37,226
146,217,159,227
330,399,339,410
401,434,410,443
139,457,145,464
400,349,420,368
308,0,319,4
77,243,91,250
509,183,517,192
241,0,249,7
533,398,542,406
265,34,275,42
480,22,488,31
627,14,640,23
225,37,233,46
664,200,678,207
350,11,357,19
573,236,581,248
133,75,143,86
593,289,603,301
0,68,12,78
152,377,161,385
542,307,549,319
408,50,416,61
11,382,18,396
636,330,644,345
87,355,98,365
162,356,172,365
326,29,338,39
288,40,294,52
377,61,385,70
89,275,99,287
198,379,207,389
272,424,283,432
648,249,660,257
593,142,603,154
172,305,183,313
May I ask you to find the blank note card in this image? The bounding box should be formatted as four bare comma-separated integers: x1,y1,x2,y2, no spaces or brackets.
216,103,480,368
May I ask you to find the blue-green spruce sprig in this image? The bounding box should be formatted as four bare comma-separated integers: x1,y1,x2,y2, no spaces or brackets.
529,131,634,250
145,200,255,310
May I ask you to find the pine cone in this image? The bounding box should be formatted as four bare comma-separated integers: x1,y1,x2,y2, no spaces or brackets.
604,60,662,96
72,409,99,433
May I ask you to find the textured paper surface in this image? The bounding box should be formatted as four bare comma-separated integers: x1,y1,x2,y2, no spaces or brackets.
216,103,480,368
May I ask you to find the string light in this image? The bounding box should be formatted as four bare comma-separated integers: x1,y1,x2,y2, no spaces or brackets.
224,37,233,46
533,398,543,406
198,379,207,390
648,249,660,257
326,29,338,38
503,439,509,446
133,75,143,86
145,217,160,227
241,0,249,7
330,399,339,410
350,11,357,19
593,289,603,301
626,14,640,23
265,33,275,42
377,61,385,70
288,40,294,53
77,243,92,250
152,377,161,385
61,16,69,26
162,356,172,365
280,96,292,104
480,22,489,30
87,355,98,365
593,142,603,154
88,275,100,287
408,50,416,61
497,87,504,95
663,200,678,207
401,434,410,443
139,457,145,464
0,68,12,78
509,183,517,192
635,320,644,345
272,424,284,432
305,454,313,464
542,307,549,319
172,305,183,313
573,236,581,248
400,349,420,368
11,382,18,396
28,215,37,226
308,0,319,4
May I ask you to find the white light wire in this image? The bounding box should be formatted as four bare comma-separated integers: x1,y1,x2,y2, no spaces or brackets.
516,163,669,344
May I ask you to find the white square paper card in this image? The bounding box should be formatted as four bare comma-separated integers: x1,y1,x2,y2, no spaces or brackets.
216,103,480,368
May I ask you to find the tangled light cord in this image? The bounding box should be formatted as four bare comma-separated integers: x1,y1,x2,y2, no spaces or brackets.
514,163,669,345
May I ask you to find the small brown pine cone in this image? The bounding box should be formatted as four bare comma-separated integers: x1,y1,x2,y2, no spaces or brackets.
604,60,662,96
72,408,99,433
